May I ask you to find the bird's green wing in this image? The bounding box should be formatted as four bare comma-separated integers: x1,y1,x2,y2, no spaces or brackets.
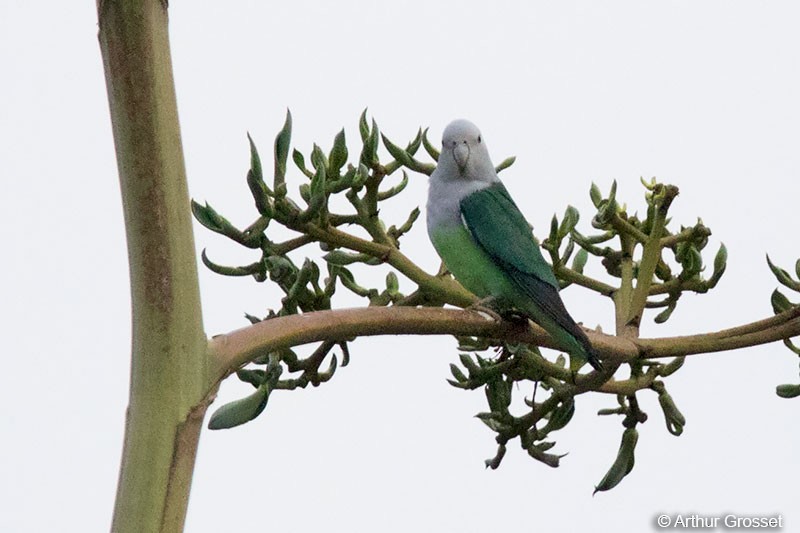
460,182,601,370
459,182,560,288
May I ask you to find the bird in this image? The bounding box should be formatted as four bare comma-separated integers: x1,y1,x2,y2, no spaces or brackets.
426,119,602,371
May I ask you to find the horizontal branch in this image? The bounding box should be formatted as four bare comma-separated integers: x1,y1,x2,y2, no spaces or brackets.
207,307,632,384
638,309,800,358
207,306,800,387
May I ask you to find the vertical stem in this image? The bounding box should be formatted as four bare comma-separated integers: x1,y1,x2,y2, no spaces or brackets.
626,186,678,329
614,234,637,338
97,1,208,531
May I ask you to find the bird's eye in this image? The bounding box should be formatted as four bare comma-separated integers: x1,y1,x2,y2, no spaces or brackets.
477,135,482,143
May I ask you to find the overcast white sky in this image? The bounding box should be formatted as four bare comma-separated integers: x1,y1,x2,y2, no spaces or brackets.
2,2,799,532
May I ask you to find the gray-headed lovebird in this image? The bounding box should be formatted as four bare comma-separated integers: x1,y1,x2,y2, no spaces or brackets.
426,119,602,371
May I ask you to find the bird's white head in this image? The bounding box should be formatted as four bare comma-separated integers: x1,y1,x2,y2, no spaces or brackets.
435,119,497,183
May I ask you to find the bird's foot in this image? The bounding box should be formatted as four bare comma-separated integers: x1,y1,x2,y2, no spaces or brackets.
504,310,530,329
468,297,529,327
467,296,504,322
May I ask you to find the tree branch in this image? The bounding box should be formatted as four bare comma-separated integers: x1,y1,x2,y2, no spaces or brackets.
627,186,678,327
300,222,476,305
207,306,800,386
553,264,617,296
638,310,800,358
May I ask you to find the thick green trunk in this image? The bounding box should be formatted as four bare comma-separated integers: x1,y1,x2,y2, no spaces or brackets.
97,1,208,531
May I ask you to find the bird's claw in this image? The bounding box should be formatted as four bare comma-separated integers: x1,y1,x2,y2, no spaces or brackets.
467,296,504,322
467,304,504,323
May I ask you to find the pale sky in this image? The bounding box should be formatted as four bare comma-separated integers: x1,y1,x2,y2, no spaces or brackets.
2,2,799,532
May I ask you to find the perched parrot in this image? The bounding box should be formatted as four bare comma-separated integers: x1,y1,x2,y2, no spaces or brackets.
426,119,602,371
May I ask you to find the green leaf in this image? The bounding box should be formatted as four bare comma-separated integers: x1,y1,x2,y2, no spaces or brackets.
535,441,557,452
776,384,800,399
422,127,440,161
315,354,338,384
352,163,370,190
593,181,618,227
297,159,327,222
485,377,511,411
449,363,468,383
549,214,559,243
385,271,399,294
358,108,369,141
292,149,314,179
191,200,220,232
265,255,296,282
360,119,380,166
783,338,800,356
208,383,271,430
382,134,435,175
571,248,589,274
558,205,580,240
381,134,413,166
236,368,266,388
677,244,703,279
406,128,423,154
200,249,263,278
246,166,273,218
331,265,373,297
249,175,273,214
310,143,327,171
377,171,409,201
459,353,480,373
274,110,292,198
446,379,469,389
714,243,727,271
561,239,575,264
770,289,793,315
654,299,677,324
191,200,231,234
298,183,311,202
639,176,656,191
324,250,372,266
329,129,348,172
311,153,328,194
495,156,515,173
659,356,685,377
484,444,506,470
657,390,686,436
608,180,618,205
767,255,800,291
708,243,727,286
544,397,575,432
526,444,565,468
589,182,602,208
594,427,638,494
475,412,508,432
247,132,263,182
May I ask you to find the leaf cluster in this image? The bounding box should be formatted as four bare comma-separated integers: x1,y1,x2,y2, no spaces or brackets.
448,178,723,487
193,111,465,429
193,112,799,491
767,256,800,398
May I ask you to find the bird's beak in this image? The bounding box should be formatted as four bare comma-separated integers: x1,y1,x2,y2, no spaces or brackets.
453,142,470,171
